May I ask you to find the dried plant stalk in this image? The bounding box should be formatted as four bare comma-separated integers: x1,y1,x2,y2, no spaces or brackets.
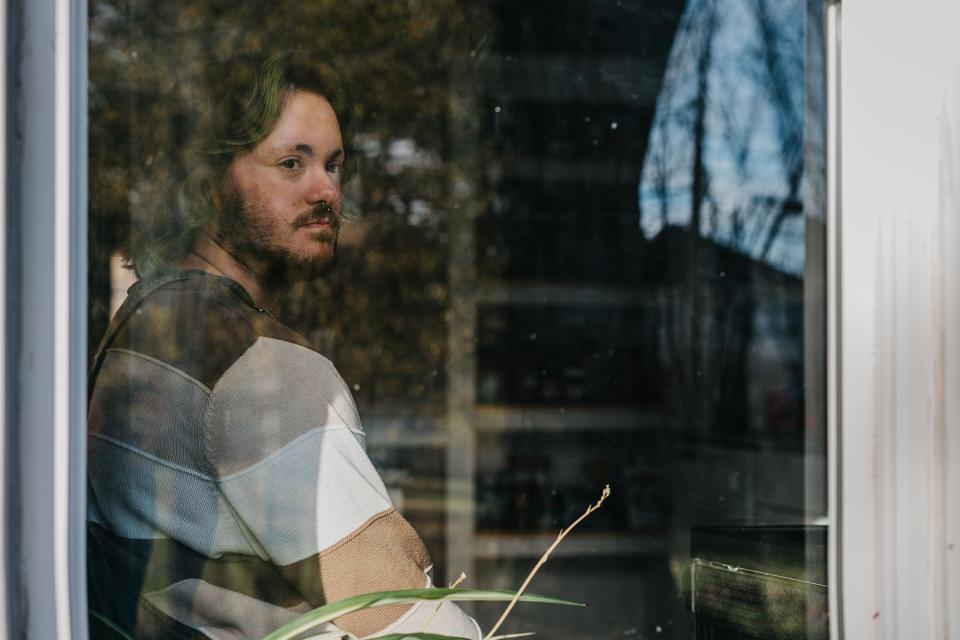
421,571,470,632
482,485,611,640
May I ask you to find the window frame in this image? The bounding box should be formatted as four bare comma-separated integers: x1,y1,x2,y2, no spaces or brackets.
5,0,89,637
7,0,960,638
835,0,960,637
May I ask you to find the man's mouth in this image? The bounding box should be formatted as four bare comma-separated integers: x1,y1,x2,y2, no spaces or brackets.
296,208,340,230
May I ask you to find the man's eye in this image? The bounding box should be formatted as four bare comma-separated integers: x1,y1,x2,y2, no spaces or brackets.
279,158,301,170
327,163,342,174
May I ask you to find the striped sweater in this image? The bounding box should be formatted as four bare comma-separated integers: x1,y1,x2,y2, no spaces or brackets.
87,271,480,640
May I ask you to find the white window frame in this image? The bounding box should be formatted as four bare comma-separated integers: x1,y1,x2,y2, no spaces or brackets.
834,0,960,638
5,0,89,638
0,0,8,632
4,0,960,638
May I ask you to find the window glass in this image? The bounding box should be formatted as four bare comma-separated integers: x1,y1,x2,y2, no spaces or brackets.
87,1,826,638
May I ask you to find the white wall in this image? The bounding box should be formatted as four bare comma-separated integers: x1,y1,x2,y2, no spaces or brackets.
839,1,960,638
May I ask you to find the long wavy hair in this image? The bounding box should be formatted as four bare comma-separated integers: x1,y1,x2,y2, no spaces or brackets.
125,51,359,277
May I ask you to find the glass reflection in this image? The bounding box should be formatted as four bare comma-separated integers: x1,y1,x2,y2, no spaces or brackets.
88,0,827,638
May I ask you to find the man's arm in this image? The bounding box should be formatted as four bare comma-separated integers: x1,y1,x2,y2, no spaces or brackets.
204,336,480,638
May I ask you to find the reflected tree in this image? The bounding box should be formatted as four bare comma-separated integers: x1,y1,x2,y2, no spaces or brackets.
88,0,493,415
637,0,819,439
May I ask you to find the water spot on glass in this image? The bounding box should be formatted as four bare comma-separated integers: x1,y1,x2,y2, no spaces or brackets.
592,139,599,146
494,105,501,113
584,115,591,123
130,50,138,59
610,121,618,130
540,370,547,376
352,384,360,391
719,270,726,278
529,332,537,340
655,625,663,633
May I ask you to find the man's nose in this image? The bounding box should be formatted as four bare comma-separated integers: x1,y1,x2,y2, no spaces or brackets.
305,168,340,206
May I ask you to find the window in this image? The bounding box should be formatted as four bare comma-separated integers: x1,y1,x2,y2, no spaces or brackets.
83,1,827,638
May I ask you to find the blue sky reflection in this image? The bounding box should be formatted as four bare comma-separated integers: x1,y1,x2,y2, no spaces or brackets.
637,0,811,276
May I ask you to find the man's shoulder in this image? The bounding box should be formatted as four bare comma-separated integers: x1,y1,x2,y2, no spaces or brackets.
107,272,314,390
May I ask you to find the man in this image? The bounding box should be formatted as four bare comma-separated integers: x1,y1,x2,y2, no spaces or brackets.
87,51,481,640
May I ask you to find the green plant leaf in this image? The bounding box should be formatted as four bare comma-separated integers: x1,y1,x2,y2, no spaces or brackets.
262,588,582,640
368,633,473,640
368,633,536,640
297,632,359,640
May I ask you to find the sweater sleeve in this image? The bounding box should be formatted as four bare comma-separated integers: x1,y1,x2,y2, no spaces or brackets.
203,336,480,638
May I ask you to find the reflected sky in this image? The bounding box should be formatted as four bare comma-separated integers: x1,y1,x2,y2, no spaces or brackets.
638,0,811,275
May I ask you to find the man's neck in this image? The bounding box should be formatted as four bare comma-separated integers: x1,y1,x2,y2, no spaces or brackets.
180,232,280,312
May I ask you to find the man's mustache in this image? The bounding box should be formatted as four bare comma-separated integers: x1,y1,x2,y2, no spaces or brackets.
292,202,340,229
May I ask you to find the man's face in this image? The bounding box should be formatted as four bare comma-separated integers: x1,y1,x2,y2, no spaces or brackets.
217,90,345,284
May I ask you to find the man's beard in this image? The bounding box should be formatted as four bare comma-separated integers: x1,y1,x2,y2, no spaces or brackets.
216,180,339,288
